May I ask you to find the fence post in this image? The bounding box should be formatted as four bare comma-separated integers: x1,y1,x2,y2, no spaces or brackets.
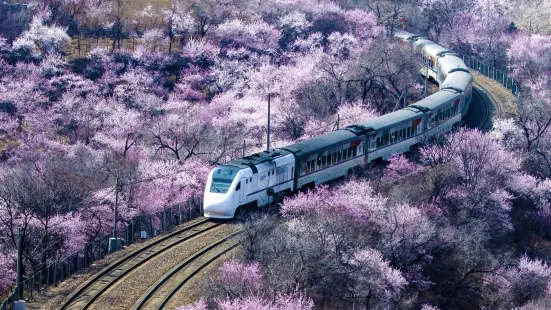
149,216,153,237
46,266,50,289
97,235,102,259
131,220,135,244
85,246,89,266
178,204,181,225
53,264,57,287
125,225,129,245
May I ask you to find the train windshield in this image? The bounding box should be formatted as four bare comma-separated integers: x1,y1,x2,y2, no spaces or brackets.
210,166,239,194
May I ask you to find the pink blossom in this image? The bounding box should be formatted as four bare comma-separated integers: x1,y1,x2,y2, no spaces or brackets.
217,260,263,297
217,294,314,310
384,154,420,181
0,253,15,294
349,248,407,306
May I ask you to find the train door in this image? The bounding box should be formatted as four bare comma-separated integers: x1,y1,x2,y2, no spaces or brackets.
238,179,244,204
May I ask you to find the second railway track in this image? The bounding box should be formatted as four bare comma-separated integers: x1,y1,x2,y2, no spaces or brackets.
60,218,223,310
132,230,243,310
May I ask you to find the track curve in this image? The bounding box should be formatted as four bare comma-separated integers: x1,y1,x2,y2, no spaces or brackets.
60,219,221,310
132,230,243,310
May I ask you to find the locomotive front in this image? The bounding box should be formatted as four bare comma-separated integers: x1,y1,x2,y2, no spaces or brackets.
203,165,243,219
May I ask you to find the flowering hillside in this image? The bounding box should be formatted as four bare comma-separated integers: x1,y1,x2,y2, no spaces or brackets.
0,0,550,309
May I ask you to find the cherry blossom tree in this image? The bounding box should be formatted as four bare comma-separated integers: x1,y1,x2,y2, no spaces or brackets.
178,294,314,310
12,15,71,57
384,153,421,181
507,33,551,86
0,253,15,294
212,260,264,299
483,256,551,309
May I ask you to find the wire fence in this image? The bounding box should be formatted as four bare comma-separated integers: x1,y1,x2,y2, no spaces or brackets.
0,196,203,310
459,54,521,95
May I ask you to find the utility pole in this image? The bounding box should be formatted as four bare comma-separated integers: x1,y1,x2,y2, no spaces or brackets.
109,177,122,253
16,228,21,301
424,65,428,98
14,228,25,309
113,177,119,239
337,114,340,130
242,140,246,157
404,84,408,108
267,93,271,151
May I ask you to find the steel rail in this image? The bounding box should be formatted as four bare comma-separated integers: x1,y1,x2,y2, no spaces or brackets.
133,230,243,310
60,218,222,310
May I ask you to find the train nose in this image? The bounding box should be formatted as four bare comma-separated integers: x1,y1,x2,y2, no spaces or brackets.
203,201,234,219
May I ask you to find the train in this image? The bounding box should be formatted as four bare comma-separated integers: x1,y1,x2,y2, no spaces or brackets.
203,31,473,219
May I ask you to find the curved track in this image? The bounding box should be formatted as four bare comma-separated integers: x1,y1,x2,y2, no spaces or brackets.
471,87,492,130
60,219,222,310
132,230,243,310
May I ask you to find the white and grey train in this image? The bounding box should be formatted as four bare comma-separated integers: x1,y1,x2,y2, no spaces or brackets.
203,31,473,219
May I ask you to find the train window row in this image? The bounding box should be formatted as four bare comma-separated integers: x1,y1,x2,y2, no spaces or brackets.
431,104,459,127
420,54,435,69
304,145,360,174
375,125,419,148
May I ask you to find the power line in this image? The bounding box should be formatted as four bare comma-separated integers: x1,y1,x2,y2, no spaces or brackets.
225,109,378,158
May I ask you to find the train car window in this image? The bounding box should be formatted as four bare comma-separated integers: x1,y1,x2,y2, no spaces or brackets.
291,167,294,177
352,146,357,157
236,182,241,191
343,149,347,160
306,161,311,173
337,151,342,162
328,154,332,166
332,153,337,163
250,177,252,182
317,158,321,168
322,156,327,168
246,179,248,184
348,148,352,158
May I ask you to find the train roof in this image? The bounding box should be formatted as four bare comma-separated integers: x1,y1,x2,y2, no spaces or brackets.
441,71,473,91
281,129,359,158
413,89,461,111
415,40,449,57
223,149,292,172
439,54,468,73
394,30,422,41
357,108,423,131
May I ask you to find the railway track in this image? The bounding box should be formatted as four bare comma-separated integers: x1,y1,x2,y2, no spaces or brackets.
132,230,243,310
60,219,223,310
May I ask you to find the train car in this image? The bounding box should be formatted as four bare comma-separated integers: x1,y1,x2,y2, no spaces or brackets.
203,31,474,219
414,39,450,81
282,129,366,190
356,107,426,162
414,89,464,134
